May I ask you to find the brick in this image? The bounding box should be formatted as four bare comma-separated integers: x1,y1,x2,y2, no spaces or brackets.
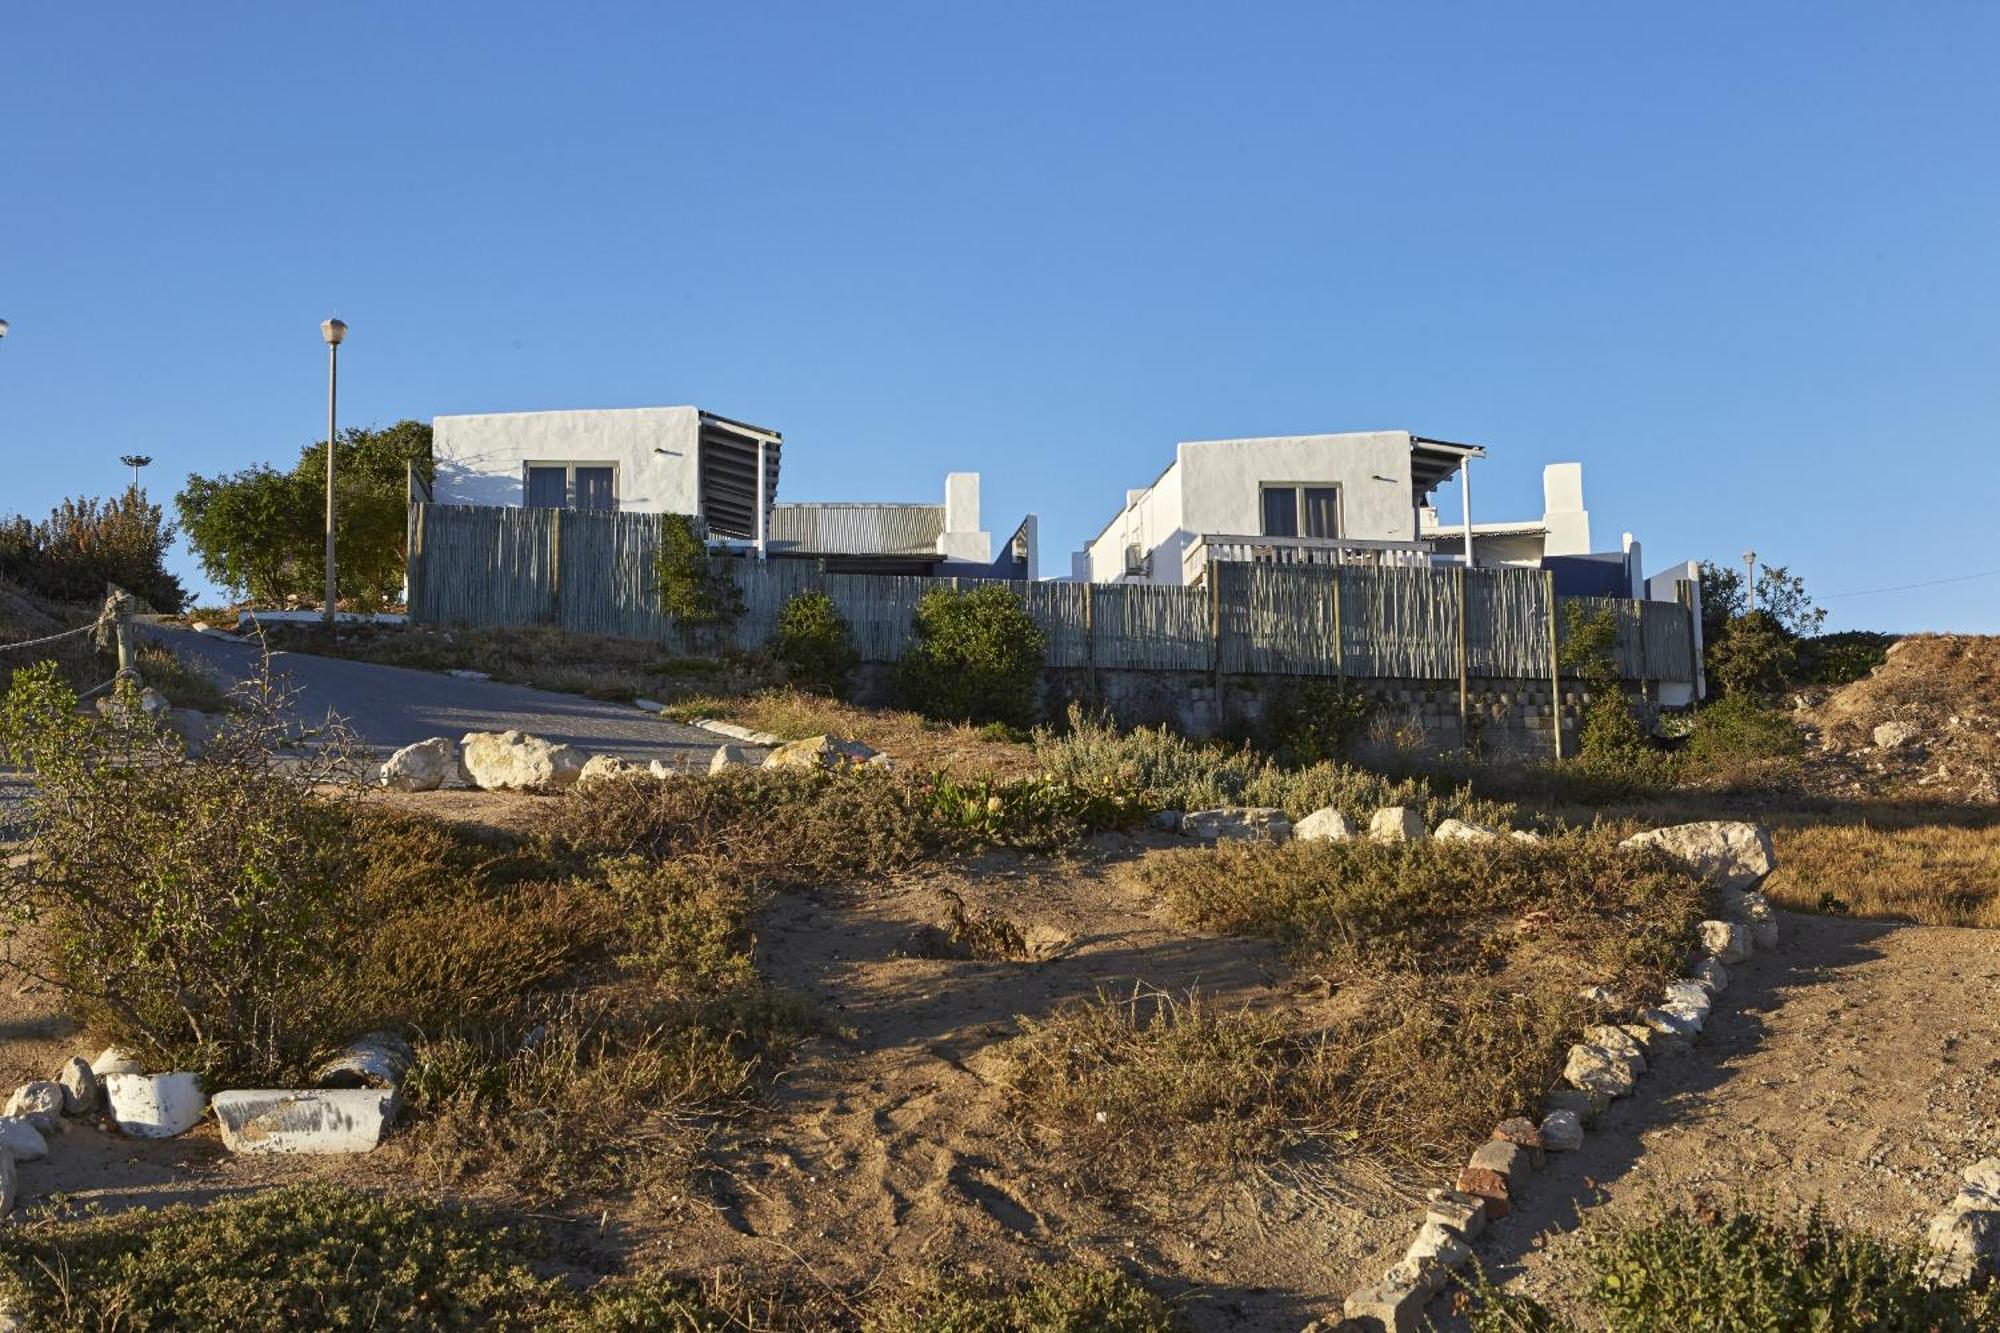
1455,1165,1510,1217
1469,1139,1530,1178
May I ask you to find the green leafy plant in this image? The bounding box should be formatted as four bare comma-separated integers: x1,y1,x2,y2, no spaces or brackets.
0,484,185,611
178,419,430,609
1559,606,1653,771
1263,677,1373,765
895,583,1046,728
654,512,741,627
0,660,362,1082
774,589,858,697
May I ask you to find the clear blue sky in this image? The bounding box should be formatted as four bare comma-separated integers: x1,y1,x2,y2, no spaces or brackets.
5,4,1997,629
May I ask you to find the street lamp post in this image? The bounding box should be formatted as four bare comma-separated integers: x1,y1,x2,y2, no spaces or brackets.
321,317,347,633
1742,549,1758,613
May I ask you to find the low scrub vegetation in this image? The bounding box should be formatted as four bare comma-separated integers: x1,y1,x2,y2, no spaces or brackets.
1464,1200,1998,1331
1764,819,2000,928
1034,707,1515,829
775,588,859,697
0,484,185,612
895,583,1046,729
668,688,1042,778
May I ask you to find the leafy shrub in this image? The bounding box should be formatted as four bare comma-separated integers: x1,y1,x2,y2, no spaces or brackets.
654,512,741,627
0,485,185,611
896,583,1046,728
1034,706,1513,828
775,589,858,697
1466,1200,2000,1332
1262,677,1373,765
1798,630,1894,686
870,1263,1184,1333
0,662,361,1082
0,1184,566,1331
926,772,1142,848
1683,692,1803,771
1559,606,1654,773
1709,608,1799,700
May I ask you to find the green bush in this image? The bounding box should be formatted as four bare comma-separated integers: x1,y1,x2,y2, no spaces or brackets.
1559,606,1654,773
1683,692,1803,769
0,662,362,1083
775,589,858,697
895,583,1045,728
1263,677,1373,765
1708,608,1799,700
1798,630,1895,686
1033,706,1513,829
1466,1200,1999,1332
654,513,740,627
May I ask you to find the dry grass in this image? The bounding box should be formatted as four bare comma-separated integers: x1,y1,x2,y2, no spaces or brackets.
1764,821,2000,927
671,688,1042,778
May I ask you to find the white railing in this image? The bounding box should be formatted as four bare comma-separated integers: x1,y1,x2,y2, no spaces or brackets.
1182,532,1436,584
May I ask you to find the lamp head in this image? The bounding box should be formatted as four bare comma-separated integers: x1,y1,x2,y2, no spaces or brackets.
0,318,10,340
321,317,347,346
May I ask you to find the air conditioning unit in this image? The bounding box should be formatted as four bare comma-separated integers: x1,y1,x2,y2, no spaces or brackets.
1123,543,1150,577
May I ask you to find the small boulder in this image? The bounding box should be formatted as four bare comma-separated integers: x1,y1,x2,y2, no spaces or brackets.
575,754,637,788
1180,807,1292,843
1698,920,1754,965
1874,720,1918,751
1693,958,1729,994
1491,1116,1544,1151
90,1047,144,1077
1563,1043,1637,1098
0,1119,48,1162
460,731,589,792
105,1072,206,1139
56,1059,98,1116
1643,1005,1705,1039
1292,806,1357,843
1342,1281,1427,1333
1927,1201,2000,1286
1424,1187,1487,1240
1434,818,1502,844
647,758,681,779
377,737,464,792
1543,1087,1609,1124
1368,806,1426,843
1454,1165,1511,1217
1403,1219,1473,1276
1539,1109,1585,1151
1619,821,1775,890
1468,1139,1530,1178
4,1082,63,1125
708,744,751,775
1585,1025,1647,1074
316,1033,414,1090
760,734,879,772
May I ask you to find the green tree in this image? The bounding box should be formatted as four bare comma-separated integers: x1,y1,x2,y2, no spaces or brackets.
178,421,432,608
774,590,857,697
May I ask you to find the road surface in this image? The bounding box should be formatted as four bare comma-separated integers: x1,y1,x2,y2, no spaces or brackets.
144,624,737,767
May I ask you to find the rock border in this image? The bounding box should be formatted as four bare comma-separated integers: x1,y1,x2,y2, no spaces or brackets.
1337,821,1785,1332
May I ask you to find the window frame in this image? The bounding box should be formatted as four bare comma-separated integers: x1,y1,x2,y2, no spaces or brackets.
523,461,619,512
1257,482,1342,540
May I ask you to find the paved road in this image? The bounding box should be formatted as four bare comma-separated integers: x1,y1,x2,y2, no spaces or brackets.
144,624,736,766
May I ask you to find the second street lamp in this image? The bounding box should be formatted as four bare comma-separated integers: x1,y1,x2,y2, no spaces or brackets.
321,317,347,633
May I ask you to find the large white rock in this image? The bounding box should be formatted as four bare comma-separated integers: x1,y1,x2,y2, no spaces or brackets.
760,734,879,772
377,737,465,792
1293,807,1357,843
1539,1109,1585,1151
1698,919,1754,965
1563,1043,1638,1098
105,1072,206,1138
3,1082,63,1123
1369,806,1427,843
315,1033,413,1090
1692,957,1729,994
0,1118,48,1161
1619,821,1775,890
213,1088,398,1155
460,731,589,792
1433,818,1502,844
90,1047,144,1077
1180,807,1292,843
1585,1025,1647,1075
708,744,751,775
575,754,638,788
1642,1005,1705,1039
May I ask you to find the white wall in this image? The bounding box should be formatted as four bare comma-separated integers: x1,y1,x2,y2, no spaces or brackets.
1079,431,1417,584
938,471,991,563
432,407,703,512
1541,462,1591,556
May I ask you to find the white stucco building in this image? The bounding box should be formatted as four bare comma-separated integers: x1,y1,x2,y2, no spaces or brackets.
768,473,1039,579
1076,430,1487,585
430,406,782,542
1418,462,1594,568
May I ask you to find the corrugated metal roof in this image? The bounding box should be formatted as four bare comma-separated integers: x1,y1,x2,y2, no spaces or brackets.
768,504,945,556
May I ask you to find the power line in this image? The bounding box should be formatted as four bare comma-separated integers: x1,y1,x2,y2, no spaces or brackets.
1820,568,2000,599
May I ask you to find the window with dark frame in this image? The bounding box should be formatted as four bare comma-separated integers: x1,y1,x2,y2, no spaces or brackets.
525,462,617,511
1259,484,1341,539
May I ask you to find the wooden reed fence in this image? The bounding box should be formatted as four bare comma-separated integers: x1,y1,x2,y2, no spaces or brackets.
407,504,1697,688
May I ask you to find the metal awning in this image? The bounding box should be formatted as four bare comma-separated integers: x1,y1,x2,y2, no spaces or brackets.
697,413,782,540
1409,436,1487,497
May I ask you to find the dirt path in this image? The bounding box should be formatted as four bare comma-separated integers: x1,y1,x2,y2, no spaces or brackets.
1454,909,2000,1321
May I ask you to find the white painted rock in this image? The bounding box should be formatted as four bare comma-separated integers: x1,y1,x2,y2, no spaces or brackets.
90,1047,144,1077
760,734,879,772
708,744,751,775
444,668,491,681
1563,1043,1637,1098
1643,1005,1704,1039
377,737,465,792
1662,980,1713,1013
1619,821,1775,890
1698,919,1754,965
0,1118,48,1161
1693,957,1729,994
575,754,638,787
1180,807,1292,843
460,731,589,792
315,1033,413,1090
1585,1025,1646,1075
633,698,665,713
1292,806,1357,842
1433,818,1502,844
1368,806,1427,842
213,1088,398,1155
1539,1109,1585,1151
105,1072,206,1138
